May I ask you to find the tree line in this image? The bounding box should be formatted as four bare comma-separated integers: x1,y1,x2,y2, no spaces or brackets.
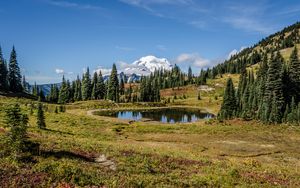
219,47,300,124
0,46,24,93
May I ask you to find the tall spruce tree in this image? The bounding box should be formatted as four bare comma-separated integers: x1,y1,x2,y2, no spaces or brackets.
97,71,106,99
37,103,46,129
261,52,284,123
8,46,22,92
188,66,193,84
289,47,300,103
91,72,98,100
107,64,119,102
0,46,8,91
4,104,29,157
81,67,91,100
218,78,237,119
58,76,70,104
74,75,82,101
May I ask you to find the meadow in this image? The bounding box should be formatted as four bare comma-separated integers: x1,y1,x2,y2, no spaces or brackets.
0,74,300,187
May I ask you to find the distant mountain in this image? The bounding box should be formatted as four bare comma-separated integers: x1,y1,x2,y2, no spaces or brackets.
28,83,61,96
130,55,172,74
103,55,173,83
33,56,173,95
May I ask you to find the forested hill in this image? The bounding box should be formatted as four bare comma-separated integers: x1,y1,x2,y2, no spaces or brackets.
218,22,300,125
214,22,300,74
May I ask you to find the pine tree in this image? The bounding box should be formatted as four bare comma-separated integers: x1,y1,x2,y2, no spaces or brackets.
74,75,82,101
81,67,91,100
289,47,300,103
37,103,46,129
38,89,45,102
218,78,237,119
0,46,8,91
91,72,99,100
188,66,193,84
4,104,28,157
107,64,119,102
97,71,106,99
32,82,39,96
261,52,285,123
58,76,70,104
8,46,22,92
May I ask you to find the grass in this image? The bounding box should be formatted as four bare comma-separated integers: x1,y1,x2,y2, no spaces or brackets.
1,78,300,187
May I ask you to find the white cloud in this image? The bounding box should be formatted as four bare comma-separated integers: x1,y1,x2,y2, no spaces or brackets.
55,68,64,74
45,0,102,10
223,17,274,34
175,53,210,68
94,67,112,76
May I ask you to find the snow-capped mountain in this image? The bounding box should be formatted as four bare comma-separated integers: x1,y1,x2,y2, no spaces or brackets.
131,55,172,73
121,55,172,82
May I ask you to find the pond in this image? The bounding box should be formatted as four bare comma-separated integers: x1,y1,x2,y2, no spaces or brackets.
95,108,215,123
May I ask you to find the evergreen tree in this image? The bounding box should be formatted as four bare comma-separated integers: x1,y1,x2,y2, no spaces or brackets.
38,89,45,102
49,84,59,103
97,71,106,99
4,104,28,157
261,52,284,123
289,47,300,103
8,46,22,92
32,82,39,96
188,66,193,84
81,67,91,100
58,76,70,104
37,103,46,129
0,46,8,91
74,75,82,101
107,64,119,102
91,72,99,100
218,78,237,119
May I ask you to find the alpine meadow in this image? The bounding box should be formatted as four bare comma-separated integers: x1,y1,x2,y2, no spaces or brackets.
1,1,300,187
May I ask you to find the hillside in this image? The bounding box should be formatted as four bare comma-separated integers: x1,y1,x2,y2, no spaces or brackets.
214,22,300,74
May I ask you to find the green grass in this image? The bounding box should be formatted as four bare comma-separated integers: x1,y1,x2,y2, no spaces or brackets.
1,82,300,187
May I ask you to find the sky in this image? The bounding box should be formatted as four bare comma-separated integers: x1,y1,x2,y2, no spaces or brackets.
0,0,300,84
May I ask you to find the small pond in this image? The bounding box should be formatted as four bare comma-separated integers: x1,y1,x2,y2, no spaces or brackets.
96,108,214,123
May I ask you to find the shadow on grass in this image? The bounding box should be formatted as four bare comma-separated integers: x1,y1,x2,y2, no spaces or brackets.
40,150,94,162
44,128,74,135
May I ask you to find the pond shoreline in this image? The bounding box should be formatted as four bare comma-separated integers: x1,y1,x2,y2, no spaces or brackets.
90,106,215,124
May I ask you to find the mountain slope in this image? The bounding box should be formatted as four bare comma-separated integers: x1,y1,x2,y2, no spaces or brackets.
218,22,300,73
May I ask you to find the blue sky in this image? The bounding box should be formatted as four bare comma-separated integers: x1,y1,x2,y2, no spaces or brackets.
0,0,300,84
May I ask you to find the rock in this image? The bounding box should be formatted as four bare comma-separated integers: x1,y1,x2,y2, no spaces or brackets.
95,154,117,171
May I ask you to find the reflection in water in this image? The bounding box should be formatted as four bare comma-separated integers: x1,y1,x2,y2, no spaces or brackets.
99,108,214,123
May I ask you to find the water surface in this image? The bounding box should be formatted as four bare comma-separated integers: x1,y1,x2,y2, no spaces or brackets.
96,108,214,123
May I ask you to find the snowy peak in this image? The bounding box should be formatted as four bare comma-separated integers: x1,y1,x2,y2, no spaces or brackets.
132,55,172,73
